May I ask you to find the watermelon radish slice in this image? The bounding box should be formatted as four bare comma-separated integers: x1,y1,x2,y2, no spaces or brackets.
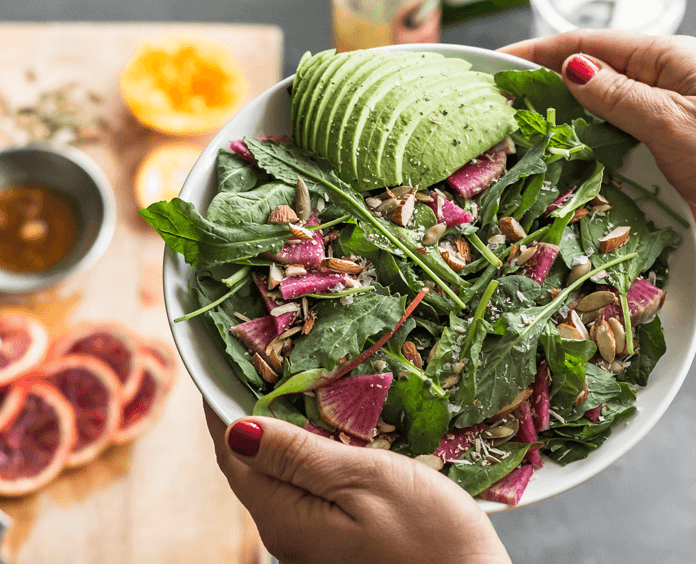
265,214,325,270
253,274,297,334
112,355,169,444
230,316,279,362
316,373,393,441
0,385,27,434
478,464,534,506
514,401,543,469
304,422,368,447
545,186,577,216
0,312,50,386
433,423,487,462
40,355,122,468
0,382,76,497
229,135,291,164
519,243,559,284
445,144,509,199
598,278,666,325
531,361,551,432
51,322,142,402
279,272,350,300
426,193,474,227
585,404,603,422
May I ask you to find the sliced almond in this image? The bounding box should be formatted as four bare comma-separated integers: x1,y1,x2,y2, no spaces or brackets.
574,377,589,407
285,264,307,278
295,177,312,221
607,318,626,357
282,338,294,357
516,246,537,266
426,341,439,365
592,204,612,213
415,454,444,471
267,204,299,225
569,207,588,224
499,216,527,242
366,438,392,450
252,353,279,384
401,341,423,369
590,269,608,283
391,193,416,226
301,317,315,335
267,347,284,374
268,263,285,290
566,258,592,287
575,291,616,312
321,257,363,274
288,223,314,241
422,223,447,246
441,373,460,389
270,302,301,317
416,246,428,255
454,238,471,262
557,323,584,340
439,247,467,272
596,319,616,363
599,225,630,253
568,310,590,340
591,194,609,207
490,388,533,421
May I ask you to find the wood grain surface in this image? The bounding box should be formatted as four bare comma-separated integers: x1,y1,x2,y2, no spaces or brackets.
0,22,283,564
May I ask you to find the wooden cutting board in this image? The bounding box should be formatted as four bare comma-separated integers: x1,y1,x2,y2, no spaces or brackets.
0,23,283,564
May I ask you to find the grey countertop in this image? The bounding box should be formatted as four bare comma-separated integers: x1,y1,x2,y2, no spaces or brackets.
3,1,694,562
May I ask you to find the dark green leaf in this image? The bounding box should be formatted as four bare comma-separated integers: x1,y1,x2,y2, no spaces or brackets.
217,150,265,193
624,316,666,386
206,182,295,225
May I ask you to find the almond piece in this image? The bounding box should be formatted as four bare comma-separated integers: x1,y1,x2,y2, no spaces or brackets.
270,302,301,317
439,247,467,272
516,246,537,266
302,317,315,335
599,225,630,253
401,341,423,369
569,207,588,224
416,246,428,255
592,204,612,213
391,193,416,226
288,223,314,241
268,263,285,290
489,388,533,421
285,264,307,278
321,257,363,274
295,177,312,221
557,323,584,340
596,319,616,363
268,204,299,225
568,310,590,340
499,216,527,242
252,353,279,384
591,194,610,207
441,373,460,389
454,238,471,262
574,377,589,407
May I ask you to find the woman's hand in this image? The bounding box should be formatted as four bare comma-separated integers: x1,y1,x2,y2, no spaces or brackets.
204,403,511,564
499,30,696,213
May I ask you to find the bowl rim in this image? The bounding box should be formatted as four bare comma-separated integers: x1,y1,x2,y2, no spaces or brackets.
0,143,117,293
164,43,696,513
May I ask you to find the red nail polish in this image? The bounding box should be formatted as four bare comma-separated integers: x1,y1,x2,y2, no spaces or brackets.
566,55,599,85
227,420,263,457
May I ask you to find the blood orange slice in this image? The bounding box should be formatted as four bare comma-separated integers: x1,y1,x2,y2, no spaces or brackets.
51,323,141,402
137,337,178,393
0,382,76,497
0,312,50,386
39,355,122,468
0,385,27,433
111,355,168,444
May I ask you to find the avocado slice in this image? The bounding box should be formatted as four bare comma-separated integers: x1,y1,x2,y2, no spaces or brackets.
308,50,380,156
400,72,518,188
355,59,473,186
297,52,354,150
292,50,313,96
337,53,446,185
291,50,335,143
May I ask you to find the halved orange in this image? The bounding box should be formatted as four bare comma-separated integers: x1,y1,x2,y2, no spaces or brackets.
133,143,203,209
120,36,248,135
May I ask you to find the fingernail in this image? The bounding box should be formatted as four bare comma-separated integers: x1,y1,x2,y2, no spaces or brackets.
227,420,263,457
566,55,600,85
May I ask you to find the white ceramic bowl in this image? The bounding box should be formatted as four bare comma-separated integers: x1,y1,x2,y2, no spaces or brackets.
163,44,696,513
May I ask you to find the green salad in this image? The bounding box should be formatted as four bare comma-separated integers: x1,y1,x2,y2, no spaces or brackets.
142,49,684,505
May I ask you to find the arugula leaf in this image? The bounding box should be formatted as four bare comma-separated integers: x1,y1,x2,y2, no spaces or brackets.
217,150,266,193
139,198,287,269
206,182,295,225
288,291,405,373
624,316,666,386
447,442,531,496
515,110,593,162
548,160,604,219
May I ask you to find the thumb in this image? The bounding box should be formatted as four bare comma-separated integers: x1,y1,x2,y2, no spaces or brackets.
562,53,681,148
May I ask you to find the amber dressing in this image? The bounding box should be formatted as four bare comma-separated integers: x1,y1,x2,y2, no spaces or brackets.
0,185,81,272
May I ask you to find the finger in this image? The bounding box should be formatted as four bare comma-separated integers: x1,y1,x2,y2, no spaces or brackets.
499,30,696,94
225,415,394,505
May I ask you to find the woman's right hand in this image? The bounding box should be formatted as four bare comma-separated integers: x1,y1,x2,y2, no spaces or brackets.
499,30,696,214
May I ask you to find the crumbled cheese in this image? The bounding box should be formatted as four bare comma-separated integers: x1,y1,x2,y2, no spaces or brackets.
572,255,589,266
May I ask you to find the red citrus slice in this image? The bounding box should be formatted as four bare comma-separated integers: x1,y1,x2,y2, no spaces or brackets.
0,312,50,386
0,382,76,497
0,384,27,433
137,337,178,393
111,355,168,444
39,355,122,468
51,322,141,402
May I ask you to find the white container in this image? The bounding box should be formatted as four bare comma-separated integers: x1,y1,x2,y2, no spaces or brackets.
530,0,686,37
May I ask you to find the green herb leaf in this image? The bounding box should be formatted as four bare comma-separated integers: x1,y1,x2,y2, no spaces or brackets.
206,182,295,225
624,316,666,386
217,150,266,193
